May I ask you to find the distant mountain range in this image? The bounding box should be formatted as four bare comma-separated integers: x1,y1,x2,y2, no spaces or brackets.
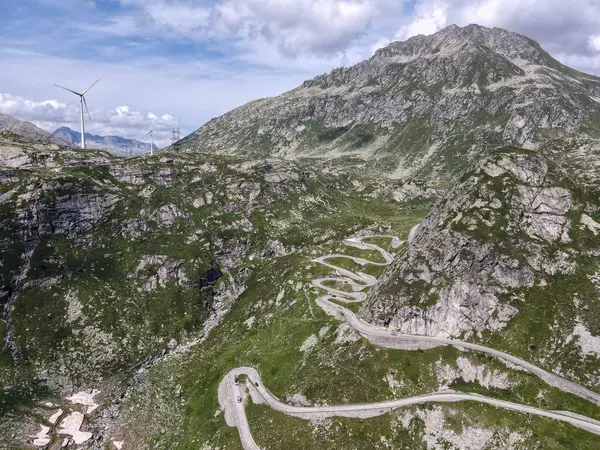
0,114,154,156
51,127,152,155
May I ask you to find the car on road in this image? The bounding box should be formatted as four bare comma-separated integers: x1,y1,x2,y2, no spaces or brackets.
234,375,239,384
255,382,259,387
236,396,242,403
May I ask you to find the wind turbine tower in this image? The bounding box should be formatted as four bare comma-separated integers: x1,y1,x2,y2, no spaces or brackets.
54,79,100,149
147,125,154,156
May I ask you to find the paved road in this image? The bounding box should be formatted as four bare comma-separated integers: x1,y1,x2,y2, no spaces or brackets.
222,367,600,450
314,236,600,407
220,234,600,449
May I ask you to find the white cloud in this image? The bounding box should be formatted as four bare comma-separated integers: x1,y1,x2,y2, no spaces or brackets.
107,0,405,58
554,52,600,74
211,0,382,57
0,46,332,146
0,92,177,146
85,1,600,74
590,34,600,52
2,0,600,144
401,1,448,39
118,0,212,35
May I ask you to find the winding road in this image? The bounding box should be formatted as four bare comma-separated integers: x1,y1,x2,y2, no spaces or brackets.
220,234,600,449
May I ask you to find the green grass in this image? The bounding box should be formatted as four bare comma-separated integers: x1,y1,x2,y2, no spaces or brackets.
0,148,433,445
5,146,600,448
113,226,600,449
246,400,600,450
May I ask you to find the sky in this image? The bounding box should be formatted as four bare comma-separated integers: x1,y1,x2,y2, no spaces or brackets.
1,0,599,147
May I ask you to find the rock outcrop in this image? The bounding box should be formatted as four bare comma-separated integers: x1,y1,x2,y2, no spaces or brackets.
0,132,113,170
0,131,423,448
362,146,600,342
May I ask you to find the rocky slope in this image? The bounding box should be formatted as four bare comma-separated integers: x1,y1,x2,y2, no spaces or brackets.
52,127,153,156
178,24,600,182
3,24,600,450
0,114,67,146
89,144,600,450
0,133,435,448
361,140,600,387
0,132,113,169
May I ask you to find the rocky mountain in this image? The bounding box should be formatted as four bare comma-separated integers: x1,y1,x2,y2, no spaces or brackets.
178,24,600,182
51,126,152,156
0,132,435,448
0,113,67,145
362,140,600,385
3,23,600,450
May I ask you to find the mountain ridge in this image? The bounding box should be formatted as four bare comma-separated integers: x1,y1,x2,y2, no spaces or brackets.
3,22,600,450
177,24,600,182
51,126,152,155
0,112,68,146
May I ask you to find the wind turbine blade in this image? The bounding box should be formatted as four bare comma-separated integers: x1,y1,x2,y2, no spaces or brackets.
83,96,91,120
82,79,100,95
54,84,81,96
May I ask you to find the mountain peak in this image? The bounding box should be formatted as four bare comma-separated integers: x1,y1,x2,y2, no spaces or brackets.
180,24,600,183
374,23,553,69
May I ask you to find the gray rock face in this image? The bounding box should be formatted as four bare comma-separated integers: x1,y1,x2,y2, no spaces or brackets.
151,204,187,228
46,193,123,236
361,147,594,339
12,181,123,243
0,133,113,170
369,179,438,203
0,138,57,169
152,168,173,186
179,24,600,182
0,114,64,144
109,166,147,185
127,255,189,292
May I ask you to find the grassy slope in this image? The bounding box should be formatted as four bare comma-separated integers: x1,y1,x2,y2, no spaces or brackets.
0,150,437,446
114,211,600,449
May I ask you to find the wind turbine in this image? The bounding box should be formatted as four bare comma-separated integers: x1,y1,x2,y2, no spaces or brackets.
147,124,154,156
54,79,100,149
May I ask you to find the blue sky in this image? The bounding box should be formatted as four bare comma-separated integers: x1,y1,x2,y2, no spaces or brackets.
1,0,599,146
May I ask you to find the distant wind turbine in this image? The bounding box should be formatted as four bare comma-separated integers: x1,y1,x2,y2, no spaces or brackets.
147,124,154,156
54,79,100,149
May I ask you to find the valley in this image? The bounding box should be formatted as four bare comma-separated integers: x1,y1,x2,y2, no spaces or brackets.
221,235,600,449
1,23,600,450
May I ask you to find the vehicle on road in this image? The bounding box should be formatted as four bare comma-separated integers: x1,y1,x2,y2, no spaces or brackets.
234,375,239,384
237,396,242,403
255,382,259,387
